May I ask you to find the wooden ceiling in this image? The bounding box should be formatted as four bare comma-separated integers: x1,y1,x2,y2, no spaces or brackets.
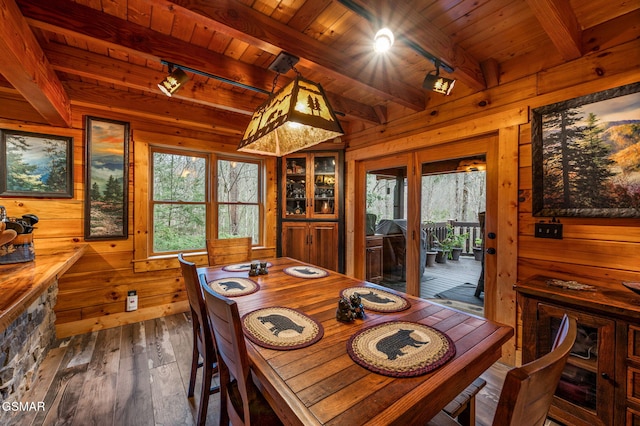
1,0,638,142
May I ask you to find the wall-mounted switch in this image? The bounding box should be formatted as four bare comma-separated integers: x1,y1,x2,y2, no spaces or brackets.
535,222,563,239
126,290,138,311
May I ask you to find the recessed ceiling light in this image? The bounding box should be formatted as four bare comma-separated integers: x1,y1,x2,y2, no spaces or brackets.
374,28,394,53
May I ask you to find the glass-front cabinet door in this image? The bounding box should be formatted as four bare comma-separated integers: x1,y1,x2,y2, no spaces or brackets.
283,153,338,219
537,303,615,426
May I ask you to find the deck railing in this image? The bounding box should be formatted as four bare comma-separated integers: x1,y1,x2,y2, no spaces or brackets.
422,220,482,255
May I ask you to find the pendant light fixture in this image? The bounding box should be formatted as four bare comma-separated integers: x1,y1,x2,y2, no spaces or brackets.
238,52,344,157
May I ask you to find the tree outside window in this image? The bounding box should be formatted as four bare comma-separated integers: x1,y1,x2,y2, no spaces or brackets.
217,159,260,244
150,150,262,254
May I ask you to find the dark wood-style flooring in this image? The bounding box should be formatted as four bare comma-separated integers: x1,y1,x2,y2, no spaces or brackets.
9,312,557,426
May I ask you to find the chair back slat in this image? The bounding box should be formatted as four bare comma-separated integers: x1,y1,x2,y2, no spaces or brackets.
207,237,252,266
492,314,577,426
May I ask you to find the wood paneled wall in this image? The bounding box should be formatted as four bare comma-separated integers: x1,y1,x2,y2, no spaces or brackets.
0,107,277,338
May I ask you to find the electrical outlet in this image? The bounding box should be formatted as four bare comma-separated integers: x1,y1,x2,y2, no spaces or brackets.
126,290,138,311
534,222,563,239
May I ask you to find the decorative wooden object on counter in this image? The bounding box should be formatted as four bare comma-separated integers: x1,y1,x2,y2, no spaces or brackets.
0,244,88,332
515,275,640,426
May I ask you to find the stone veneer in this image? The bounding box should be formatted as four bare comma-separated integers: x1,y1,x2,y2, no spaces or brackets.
0,280,58,403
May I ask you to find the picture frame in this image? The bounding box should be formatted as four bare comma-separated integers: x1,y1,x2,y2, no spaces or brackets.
0,129,73,198
85,116,130,240
532,82,640,218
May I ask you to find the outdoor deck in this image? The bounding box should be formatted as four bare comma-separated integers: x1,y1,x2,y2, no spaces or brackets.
379,254,484,307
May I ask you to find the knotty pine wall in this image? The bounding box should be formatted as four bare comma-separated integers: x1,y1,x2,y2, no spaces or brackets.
0,104,278,338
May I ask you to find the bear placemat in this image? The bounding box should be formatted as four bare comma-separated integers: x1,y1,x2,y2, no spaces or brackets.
204,277,260,297
341,287,410,313
242,306,324,350
347,321,455,377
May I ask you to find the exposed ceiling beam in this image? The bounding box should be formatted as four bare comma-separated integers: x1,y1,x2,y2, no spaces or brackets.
525,0,582,60
45,43,262,116
17,0,380,125
0,0,71,127
161,0,426,111
64,81,249,135
342,0,487,91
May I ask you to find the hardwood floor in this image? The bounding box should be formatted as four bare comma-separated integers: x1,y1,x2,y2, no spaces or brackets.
9,313,557,426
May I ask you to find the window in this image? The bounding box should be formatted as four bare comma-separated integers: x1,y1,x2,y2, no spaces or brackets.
217,159,261,243
150,149,262,255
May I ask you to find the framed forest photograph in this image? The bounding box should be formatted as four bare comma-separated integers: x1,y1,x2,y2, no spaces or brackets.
532,82,640,218
0,130,73,198
85,116,130,240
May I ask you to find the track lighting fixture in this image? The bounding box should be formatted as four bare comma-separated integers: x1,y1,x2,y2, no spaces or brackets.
158,64,189,97
374,28,394,53
423,61,456,95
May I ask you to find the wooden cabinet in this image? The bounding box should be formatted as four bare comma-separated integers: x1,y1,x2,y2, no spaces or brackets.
516,275,640,426
279,151,343,272
365,235,383,283
283,153,339,219
281,222,338,271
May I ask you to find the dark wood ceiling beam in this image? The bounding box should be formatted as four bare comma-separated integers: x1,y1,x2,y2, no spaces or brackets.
17,0,381,125
44,43,260,115
162,0,426,111
525,0,582,60
64,81,249,136
344,0,487,91
0,0,71,127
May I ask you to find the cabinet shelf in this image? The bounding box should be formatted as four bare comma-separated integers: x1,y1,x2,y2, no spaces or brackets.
567,354,598,373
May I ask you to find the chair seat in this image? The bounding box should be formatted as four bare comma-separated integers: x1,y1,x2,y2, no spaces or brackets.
443,377,486,425
426,411,461,426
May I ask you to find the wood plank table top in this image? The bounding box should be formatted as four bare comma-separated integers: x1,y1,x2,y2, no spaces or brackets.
0,244,87,333
198,257,513,426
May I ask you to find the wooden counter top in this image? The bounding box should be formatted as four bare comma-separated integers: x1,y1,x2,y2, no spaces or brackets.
0,244,88,332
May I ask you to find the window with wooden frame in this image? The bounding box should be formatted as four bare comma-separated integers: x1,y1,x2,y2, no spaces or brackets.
149,147,263,256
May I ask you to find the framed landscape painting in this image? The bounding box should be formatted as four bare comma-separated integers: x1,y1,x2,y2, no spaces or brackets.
532,82,640,218
0,130,73,198
85,116,130,240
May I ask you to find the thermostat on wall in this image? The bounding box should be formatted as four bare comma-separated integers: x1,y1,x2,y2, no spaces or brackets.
126,290,138,311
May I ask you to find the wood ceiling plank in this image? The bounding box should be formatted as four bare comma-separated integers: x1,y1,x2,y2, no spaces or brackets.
0,0,71,126
287,0,331,31
100,0,127,20
524,0,582,60
162,0,426,110
127,0,152,27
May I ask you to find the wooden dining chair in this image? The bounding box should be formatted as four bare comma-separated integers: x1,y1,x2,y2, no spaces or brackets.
429,314,577,426
206,237,252,266
201,283,282,426
178,254,220,426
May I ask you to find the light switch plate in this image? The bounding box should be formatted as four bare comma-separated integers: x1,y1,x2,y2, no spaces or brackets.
535,223,563,239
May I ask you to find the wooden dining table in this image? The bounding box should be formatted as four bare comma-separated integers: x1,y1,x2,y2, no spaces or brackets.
197,257,513,426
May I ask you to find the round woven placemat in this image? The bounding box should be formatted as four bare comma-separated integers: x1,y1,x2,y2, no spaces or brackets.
222,261,272,272
206,277,260,297
283,266,329,279
242,307,324,350
347,321,455,377
341,287,410,312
